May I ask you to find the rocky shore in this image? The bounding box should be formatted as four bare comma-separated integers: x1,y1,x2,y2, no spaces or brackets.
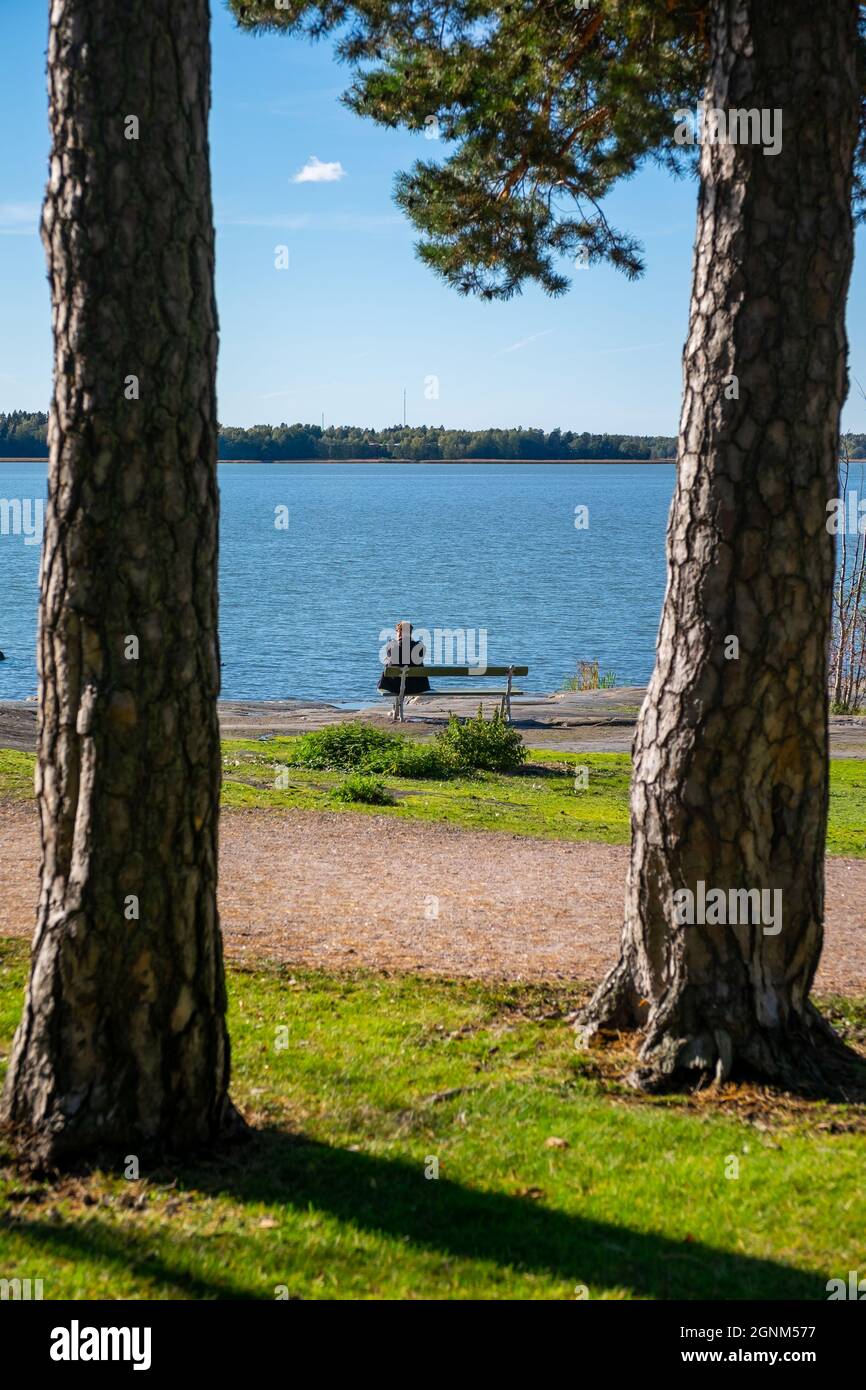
2,688,865,756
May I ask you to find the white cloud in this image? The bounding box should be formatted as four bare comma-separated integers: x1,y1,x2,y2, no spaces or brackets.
495,329,555,357
292,156,346,184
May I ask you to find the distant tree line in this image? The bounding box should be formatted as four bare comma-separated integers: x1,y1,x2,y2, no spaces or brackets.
3,411,865,462
0,411,51,457
217,423,681,459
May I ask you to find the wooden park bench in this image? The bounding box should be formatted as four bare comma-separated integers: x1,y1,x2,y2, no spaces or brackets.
383,664,529,724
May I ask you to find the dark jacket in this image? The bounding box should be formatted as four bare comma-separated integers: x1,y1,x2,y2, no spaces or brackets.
378,637,431,695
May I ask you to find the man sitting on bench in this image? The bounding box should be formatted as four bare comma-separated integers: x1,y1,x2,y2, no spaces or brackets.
379,623,528,723
378,621,430,718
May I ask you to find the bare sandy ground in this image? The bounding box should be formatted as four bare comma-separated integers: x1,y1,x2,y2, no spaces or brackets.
1,801,864,992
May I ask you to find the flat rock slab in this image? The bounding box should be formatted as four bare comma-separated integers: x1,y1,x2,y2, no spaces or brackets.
1,800,864,993
2,693,865,757
0,703,40,753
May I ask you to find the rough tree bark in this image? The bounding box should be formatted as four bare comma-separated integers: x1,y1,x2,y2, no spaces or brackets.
580,0,863,1091
1,0,237,1164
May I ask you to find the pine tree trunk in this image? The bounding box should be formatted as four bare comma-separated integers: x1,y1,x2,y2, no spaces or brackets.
1,0,237,1164
580,0,862,1091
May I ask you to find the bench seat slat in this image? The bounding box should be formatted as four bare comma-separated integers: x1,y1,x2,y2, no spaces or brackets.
406,690,524,698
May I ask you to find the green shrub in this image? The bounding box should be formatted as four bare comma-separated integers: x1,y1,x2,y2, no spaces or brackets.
435,706,527,773
292,721,453,780
291,722,403,772
330,773,397,805
389,742,453,779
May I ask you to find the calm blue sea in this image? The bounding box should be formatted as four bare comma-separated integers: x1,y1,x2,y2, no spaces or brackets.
0,461,675,702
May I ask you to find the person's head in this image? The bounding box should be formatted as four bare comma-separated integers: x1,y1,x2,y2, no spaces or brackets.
394,620,414,660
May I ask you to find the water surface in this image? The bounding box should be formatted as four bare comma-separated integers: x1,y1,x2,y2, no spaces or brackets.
0,461,675,702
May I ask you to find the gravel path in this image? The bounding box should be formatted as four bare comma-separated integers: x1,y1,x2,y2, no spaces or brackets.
1,801,865,992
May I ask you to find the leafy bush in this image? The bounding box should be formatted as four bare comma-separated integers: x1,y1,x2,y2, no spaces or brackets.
435,706,527,773
291,717,527,779
291,723,403,772
292,721,453,779
330,773,397,805
389,742,453,779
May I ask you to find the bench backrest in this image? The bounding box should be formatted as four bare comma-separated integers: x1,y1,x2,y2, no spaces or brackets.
383,665,528,678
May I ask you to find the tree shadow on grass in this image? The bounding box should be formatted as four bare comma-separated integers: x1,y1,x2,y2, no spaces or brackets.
6,1221,259,1300
4,1131,832,1301
177,1129,828,1301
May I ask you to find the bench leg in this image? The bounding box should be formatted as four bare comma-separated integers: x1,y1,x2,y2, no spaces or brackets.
397,667,408,723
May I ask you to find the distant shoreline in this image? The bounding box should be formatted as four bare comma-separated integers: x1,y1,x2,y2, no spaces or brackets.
1,456,678,465
6,455,863,465
215,464,678,469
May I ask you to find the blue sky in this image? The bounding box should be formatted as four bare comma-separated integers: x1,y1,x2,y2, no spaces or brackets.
1,2,864,434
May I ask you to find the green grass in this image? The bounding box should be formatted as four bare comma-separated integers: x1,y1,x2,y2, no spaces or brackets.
0,937,863,1300
826,757,866,856
3,742,866,855
0,750,36,801
223,741,633,843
